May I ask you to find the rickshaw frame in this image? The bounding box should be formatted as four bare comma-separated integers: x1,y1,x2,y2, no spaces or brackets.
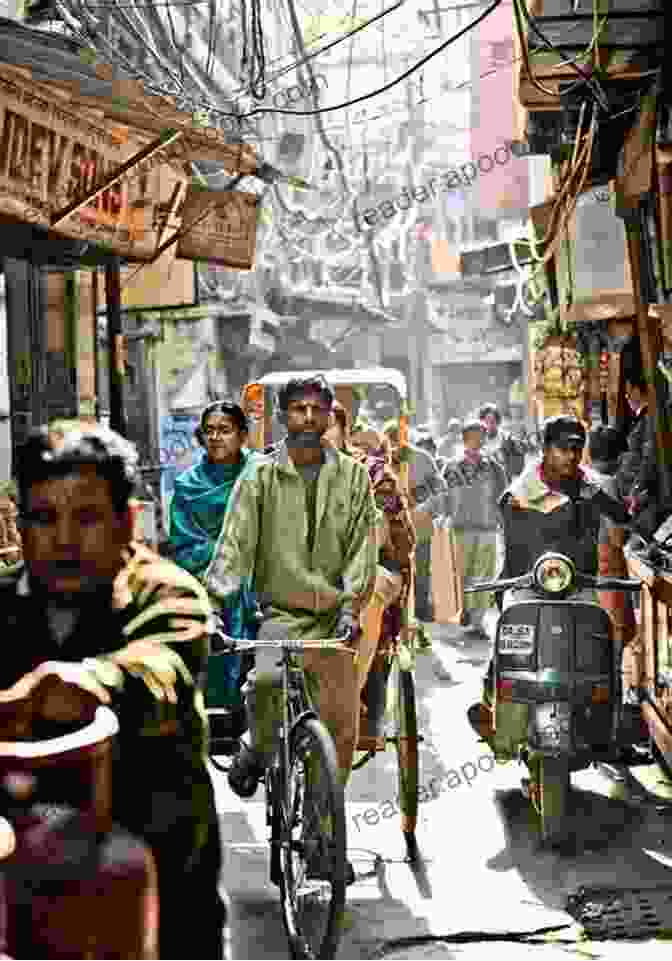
239,368,422,856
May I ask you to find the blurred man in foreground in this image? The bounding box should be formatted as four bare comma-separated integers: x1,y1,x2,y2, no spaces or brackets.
0,424,225,958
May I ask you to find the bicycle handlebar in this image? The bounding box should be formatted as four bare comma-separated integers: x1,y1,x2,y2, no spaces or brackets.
210,630,355,656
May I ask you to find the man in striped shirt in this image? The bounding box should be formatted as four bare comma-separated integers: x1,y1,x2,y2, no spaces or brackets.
0,424,225,958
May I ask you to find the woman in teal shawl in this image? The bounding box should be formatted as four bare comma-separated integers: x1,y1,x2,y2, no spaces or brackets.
170,401,260,709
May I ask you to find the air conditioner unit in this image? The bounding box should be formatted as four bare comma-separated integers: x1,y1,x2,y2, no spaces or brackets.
460,243,532,278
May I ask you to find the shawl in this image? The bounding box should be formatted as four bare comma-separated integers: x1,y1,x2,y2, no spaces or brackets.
355,444,416,569
170,450,256,577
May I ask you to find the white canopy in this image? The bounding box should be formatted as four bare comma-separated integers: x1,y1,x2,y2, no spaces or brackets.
256,367,407,400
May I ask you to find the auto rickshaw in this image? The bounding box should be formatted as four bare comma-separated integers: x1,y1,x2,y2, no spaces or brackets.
239,368,424,857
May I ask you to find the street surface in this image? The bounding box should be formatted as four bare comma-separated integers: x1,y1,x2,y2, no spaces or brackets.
211,618,672,959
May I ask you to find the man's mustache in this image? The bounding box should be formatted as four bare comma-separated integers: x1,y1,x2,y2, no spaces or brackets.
287,430,323,447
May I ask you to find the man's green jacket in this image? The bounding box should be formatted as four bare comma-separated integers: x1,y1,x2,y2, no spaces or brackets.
206,441,378,638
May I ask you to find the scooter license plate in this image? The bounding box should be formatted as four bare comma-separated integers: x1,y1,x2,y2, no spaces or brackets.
498,623,535,655
534,702,572,749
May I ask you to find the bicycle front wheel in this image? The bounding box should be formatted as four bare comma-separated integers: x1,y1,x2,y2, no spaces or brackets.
274,717,347,960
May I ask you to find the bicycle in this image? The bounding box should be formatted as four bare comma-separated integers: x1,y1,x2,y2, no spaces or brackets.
210,627,352,961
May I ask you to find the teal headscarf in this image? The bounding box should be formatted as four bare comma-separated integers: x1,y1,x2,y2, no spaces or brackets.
170,450,256,576
170,449,260,708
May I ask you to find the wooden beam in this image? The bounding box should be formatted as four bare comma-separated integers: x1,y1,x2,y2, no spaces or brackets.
625,209,672,503
51,131,183,229
105,257,128,437
154,181,187,253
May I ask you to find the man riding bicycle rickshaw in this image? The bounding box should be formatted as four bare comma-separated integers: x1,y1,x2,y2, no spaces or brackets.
205,375,378,783
207,368,425,861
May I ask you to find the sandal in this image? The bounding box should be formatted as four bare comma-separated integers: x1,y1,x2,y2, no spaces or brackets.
227,742,265,798
467,702,495,740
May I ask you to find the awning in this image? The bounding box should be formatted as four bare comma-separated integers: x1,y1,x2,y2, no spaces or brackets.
0,19,256,172
265,285,399,327
564,293,636,325
0,19,259,265
258,367,408,400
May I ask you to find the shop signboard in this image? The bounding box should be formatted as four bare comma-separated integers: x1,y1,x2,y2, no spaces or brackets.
176,186,258,268
0,68,188,259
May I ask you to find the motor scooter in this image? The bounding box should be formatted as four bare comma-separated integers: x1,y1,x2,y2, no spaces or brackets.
467,551,647,847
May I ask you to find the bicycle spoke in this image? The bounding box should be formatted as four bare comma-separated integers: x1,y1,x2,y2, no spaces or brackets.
274,717,346,959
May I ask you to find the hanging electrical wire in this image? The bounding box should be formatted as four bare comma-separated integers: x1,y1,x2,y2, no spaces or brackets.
263,0,357,234
511,0,607,102
227,0,503,119
53,0,416,194
261,2,354,237
508,240,537,318
54,0,584,163
67,0,183,93
260,0,404,89
164,0,185,84
512,0,610,113
239,0,267,99
520,101,598,298
204,0,216,78
285,0,390,305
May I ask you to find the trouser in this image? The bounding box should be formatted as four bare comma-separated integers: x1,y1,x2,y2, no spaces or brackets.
244,571,406,783
357,566,404,695
414,540,433,622
455,528,498,629
1,808,160,959
244,615,362,784
244,659,359,785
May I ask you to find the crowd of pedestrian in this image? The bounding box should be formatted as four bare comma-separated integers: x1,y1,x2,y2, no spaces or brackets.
165,381,540,810
385,401,537,629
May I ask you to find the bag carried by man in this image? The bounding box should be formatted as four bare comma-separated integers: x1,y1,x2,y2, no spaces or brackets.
431,516,463,625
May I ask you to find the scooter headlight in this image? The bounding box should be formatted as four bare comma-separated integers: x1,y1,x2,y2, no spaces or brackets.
533,553,575,594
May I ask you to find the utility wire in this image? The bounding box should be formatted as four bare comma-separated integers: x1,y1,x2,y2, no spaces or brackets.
59,0,507,140
258,0,404,89
238,51,549,150
223,0,504,118
274,0,354,228
56,0,405,128
205,0,216,78
81,0,207,5
513,0,610,112
164,0,185,84
274,0,387,295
